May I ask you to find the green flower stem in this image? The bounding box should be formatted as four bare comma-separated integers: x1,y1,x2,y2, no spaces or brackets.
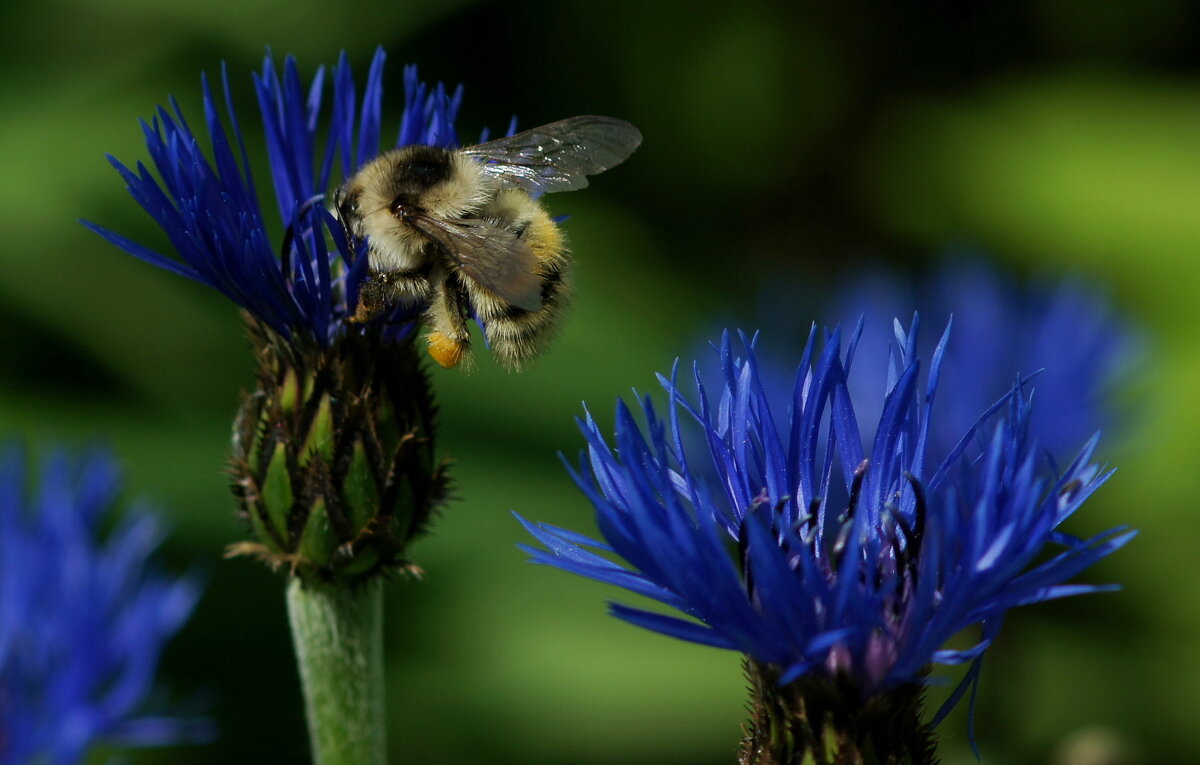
286,578,385,765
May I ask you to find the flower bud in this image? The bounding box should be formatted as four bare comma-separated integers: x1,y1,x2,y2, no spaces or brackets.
229,316,448,585
738,660,935,765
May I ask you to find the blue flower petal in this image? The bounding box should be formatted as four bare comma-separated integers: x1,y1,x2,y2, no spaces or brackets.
522,316,1131,738
86,49,475,347
0,446,208,763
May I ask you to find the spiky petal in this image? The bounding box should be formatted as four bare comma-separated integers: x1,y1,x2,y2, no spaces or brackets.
521,320,1133,758
832,260,1138,462
83,48,463,347
0,446,207,764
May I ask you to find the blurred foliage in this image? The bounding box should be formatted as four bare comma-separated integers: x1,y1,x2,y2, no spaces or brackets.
6,0,1199,763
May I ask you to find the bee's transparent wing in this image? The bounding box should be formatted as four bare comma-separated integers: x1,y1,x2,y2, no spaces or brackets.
410,215,543,311
461,116,642,195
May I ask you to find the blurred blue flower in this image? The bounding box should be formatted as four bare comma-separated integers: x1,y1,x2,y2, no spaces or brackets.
521,320,1133,731
83,48,472,347
830,260,1138,463
0,447,206,764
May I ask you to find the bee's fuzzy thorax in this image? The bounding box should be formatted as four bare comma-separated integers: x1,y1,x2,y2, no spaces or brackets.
349,148,492,272
430,153,494,218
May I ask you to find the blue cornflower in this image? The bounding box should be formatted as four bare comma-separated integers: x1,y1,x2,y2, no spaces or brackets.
84,49,460,584
83,47,468,346
830,260,1138,463
521,320,1133,760
0,446,206,764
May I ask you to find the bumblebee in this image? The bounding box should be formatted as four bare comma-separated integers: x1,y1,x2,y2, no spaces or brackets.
333,115,641,369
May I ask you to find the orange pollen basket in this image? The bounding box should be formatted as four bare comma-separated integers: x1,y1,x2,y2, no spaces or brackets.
426,330,466,368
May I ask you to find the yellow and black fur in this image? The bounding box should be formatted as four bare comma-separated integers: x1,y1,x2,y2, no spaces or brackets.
332,116,640,370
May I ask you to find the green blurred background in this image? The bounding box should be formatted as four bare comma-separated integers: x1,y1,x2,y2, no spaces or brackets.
6,1,1197,762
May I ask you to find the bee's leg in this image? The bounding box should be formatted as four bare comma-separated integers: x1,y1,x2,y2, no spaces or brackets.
423,270,473,369
350,269,432,323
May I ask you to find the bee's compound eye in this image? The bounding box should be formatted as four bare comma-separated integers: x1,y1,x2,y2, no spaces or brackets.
333,186,360,217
